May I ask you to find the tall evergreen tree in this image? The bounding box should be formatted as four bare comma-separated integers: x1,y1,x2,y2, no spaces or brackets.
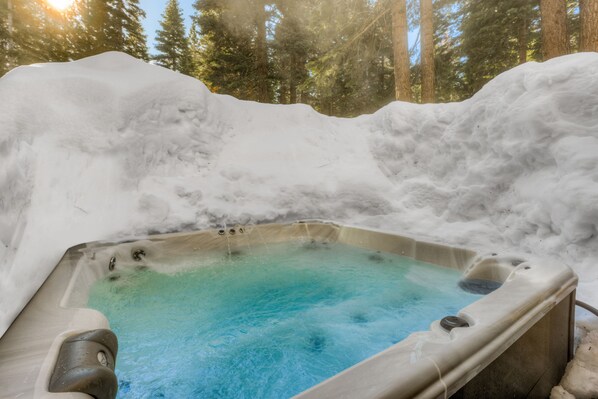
188,18,203,77
9,0,45,64
193,0,246,96
155,0,192,73
433,0,466,102
124,0,149,61
272,0,312,104
5,0,73,65
461,0,541,95
107,0,127,50
518,3,529,64
73,0,129,59
0,0,14,76
195,0,396,113
44,2,78,62
305,0,395,115
193,0,274,100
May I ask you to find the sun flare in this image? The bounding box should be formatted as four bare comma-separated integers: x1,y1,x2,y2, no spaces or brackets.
47,0,74,11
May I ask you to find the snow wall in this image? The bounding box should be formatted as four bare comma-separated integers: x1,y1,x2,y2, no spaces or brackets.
1,52,597,338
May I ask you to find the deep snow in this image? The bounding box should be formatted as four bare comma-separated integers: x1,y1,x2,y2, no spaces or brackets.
1,52,597,340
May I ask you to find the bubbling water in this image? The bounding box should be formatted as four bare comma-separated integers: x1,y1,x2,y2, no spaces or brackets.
88,242,481,399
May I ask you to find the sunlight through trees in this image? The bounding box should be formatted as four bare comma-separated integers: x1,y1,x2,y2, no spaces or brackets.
0,0,592,115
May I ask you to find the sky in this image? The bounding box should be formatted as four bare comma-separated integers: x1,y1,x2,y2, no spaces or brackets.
140,0,418,57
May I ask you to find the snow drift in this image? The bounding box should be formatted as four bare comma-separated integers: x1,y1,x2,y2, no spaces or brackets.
1,52,597,337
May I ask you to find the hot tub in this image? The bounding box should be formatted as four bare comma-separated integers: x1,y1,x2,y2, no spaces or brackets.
0,221,577,398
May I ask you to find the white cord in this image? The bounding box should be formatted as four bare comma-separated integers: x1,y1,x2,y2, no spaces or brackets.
430,358,448,399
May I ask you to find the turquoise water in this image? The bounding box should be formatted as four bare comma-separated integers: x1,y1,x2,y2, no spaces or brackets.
87,241,481,399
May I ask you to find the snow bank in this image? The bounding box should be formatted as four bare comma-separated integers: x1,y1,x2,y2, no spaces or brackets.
552,329,598,398
1,51,597,337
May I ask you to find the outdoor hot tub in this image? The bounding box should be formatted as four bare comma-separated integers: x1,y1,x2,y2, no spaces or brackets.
0,221,578,398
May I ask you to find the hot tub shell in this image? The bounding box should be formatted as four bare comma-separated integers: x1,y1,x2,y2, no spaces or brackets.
0,221,577,398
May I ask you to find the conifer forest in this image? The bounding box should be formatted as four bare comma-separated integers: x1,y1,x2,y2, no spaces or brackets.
1,0,597,116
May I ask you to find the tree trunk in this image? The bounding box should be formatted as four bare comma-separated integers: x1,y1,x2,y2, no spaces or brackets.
255,0,269,102
518,6,528,64
298,89,306,104
378,55,386,97
420,0,434,103
391,0,410,102
289,78,296,104
289,53,297,104
540,0,569,60
580,0,598,51
7,0,12,33
279,78,288,104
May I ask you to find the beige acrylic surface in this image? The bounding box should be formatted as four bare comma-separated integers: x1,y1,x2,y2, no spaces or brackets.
0,221,578,398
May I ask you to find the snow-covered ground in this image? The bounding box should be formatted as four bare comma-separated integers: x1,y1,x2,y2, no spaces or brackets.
1,52,597,345
553,330,598,398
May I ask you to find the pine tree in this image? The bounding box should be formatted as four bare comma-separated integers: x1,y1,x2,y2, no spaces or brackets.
193,0,273,100
273,0,312,104
45,2,78,62
305,0,395,116
73,0,129,59
188,19,202,77
155,0,192,73
124,0,149,61
518,3,529,64
0,0,14,76
0,0,78,75
433,0,466,102
7,0,72,64
74,0,147,60
9,0,46,65
107,0,127,50
461,0,541,95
